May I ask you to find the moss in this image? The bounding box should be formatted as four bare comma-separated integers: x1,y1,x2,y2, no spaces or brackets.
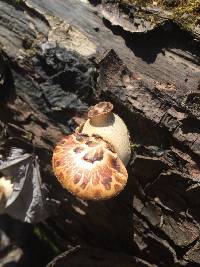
14,0,24,3
34,226,60,254
171,0,200,31
120,0,200,11
119,0,200,32
120,0,151,6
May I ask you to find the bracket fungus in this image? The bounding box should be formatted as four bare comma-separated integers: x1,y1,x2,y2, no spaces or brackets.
52,102,131,200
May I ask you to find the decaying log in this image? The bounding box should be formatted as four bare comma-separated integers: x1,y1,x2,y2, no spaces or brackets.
0,0,200,266
47,246,156,267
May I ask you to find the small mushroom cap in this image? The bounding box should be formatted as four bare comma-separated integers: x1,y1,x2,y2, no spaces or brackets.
52,133,128,200
82,102,131,166
88,102,113,119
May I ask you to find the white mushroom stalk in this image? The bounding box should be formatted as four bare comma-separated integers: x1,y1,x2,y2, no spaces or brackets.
52,102,131,200
0,176,13,213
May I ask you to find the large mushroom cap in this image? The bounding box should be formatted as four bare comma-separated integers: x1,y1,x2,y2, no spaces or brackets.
52,133,128,200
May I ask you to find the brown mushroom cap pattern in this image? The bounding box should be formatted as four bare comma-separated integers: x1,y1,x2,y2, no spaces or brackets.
52,133,128,200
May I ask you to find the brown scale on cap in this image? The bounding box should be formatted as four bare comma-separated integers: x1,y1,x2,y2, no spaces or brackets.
52,133,128,200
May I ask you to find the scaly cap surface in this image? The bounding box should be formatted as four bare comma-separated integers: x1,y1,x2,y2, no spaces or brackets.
52,133,128,200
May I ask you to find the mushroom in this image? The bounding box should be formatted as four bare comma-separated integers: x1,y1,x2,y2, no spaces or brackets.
52,133,128,200
0,176,13,213
80,102,131,166
52,102,131,200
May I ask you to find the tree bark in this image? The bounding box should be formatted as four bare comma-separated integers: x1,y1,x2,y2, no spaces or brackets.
0,0,200,266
